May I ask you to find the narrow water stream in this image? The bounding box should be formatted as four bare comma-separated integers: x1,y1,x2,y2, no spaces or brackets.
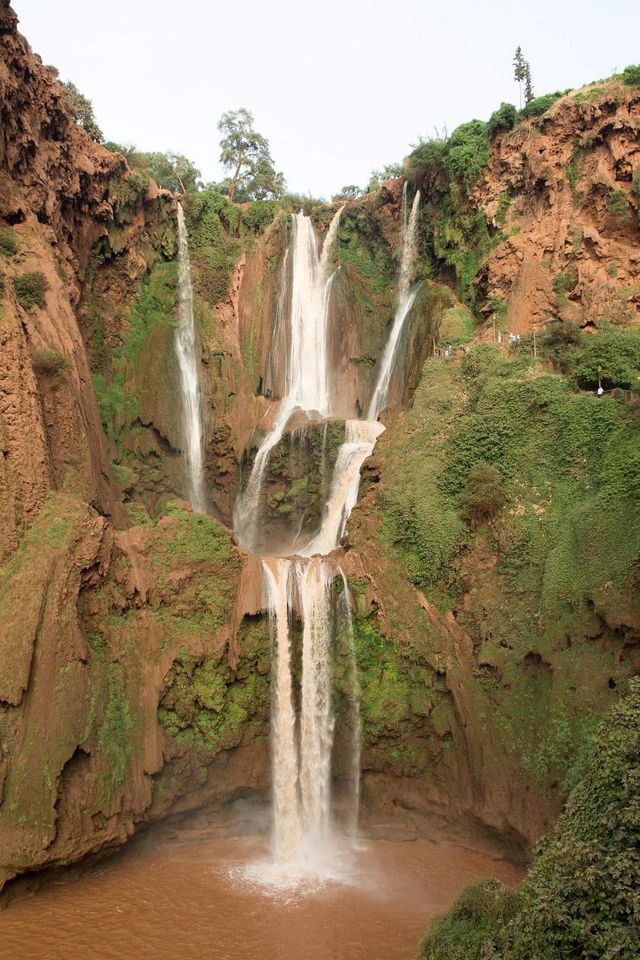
0,818,523,960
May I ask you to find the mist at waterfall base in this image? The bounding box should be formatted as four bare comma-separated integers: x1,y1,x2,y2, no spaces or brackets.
228,191,422,894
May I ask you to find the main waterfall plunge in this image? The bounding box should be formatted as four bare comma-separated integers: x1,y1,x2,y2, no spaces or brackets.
177,191,420,884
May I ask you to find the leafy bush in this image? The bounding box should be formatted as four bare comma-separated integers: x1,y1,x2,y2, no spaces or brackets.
444,121,490,187
242,200,279,233
62,81,103,142
540,321,581,360
632,166,640,198
552,264,579,298
420,880,518,959
521,91,564,117
12,272,48,309
488,102,518,138
621,63,640,86
0,226,18,257
406,134,448,187
607,188,632,223
32,348,72,375
570,328,640,390
460,462,505,527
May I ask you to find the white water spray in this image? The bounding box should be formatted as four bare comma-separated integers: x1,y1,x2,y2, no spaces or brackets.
368,189,421,421
176,203,206,512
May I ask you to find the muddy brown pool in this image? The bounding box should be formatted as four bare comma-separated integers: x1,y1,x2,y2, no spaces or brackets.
0,819,522,960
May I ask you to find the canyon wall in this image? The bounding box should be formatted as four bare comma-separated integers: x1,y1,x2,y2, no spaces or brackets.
1,0,639,894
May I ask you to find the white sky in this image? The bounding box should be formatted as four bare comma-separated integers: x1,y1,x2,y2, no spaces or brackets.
14,0,639,199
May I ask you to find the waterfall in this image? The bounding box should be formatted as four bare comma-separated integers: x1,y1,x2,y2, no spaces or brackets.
299,419,384,558
338,571,361,839
235,191,421,884
297,558,334,846
175,203,206,513
234,207,343,551
262,557,302,861
367,188,421,421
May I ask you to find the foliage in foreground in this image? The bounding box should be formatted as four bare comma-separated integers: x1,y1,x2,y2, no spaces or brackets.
420,677,640,960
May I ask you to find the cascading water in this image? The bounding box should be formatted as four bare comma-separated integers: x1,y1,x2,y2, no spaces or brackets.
234,189,421,887
367,188,421,421
234,207,343,552
175,203,206,513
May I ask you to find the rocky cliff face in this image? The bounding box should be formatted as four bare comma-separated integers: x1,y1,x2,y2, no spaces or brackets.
0,1,267,893
475,85,640,333
1,0,638,895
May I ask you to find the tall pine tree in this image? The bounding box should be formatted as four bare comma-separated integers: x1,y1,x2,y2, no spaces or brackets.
524,61,534,104
513,46,527,108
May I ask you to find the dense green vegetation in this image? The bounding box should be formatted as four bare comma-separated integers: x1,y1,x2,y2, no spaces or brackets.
157,593,269,754
374,335,639,799
419,678,640,960
380,334,640,618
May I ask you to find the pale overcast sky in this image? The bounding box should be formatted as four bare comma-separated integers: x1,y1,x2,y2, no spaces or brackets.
14,0,639,198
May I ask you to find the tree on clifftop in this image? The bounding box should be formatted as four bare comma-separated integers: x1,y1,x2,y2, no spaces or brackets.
524,62,534,104
62,81,103,143
513,47,527,108
217,108,285,202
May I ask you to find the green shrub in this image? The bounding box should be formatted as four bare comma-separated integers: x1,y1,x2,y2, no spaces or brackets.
632,166,640,197
570,328,640,390
607,188,632,223
0,227,18,258
541,321,581,362
420,880,519,960
552,264,579,298
242,200,279,233
495,192,511,225
621,64,640,86
521,91,564,117
93,373,139,442
12,272,48,309
32,348,72,375
488,102,518,138
444,121,490,187
460,462,505,527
